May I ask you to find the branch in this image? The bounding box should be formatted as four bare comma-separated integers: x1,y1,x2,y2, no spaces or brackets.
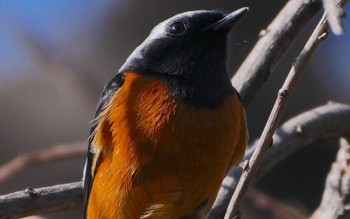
208,102,350,219
310,138,350,219
253,103,350,180
232,0,322,108
322,0,345,34
1,103,348,218
0,182,82,219
0,0,348,218
0,142,86,185
224,7,332,219
2,103,348,218
209,1,344,217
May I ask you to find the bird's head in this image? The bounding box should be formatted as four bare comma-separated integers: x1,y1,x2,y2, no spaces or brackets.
119,8,248,107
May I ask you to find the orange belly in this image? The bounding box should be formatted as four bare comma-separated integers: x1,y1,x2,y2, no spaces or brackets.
87,72,246,219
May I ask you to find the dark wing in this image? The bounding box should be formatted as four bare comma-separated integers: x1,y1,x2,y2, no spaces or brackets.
82,73,124,219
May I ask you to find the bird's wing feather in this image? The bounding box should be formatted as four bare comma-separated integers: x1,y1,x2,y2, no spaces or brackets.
82,73,124,219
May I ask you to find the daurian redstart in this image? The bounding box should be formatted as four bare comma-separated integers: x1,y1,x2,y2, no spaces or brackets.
83,8,248,219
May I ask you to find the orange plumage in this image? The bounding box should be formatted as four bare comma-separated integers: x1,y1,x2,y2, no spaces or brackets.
86,73,246,218
83,8,248,219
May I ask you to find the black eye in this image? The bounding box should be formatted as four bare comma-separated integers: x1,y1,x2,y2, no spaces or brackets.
168,21,186,35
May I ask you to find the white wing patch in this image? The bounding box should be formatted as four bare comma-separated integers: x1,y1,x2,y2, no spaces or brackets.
141,204,165,218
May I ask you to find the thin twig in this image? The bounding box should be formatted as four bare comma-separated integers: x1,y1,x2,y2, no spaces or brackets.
209,0,348,217
310,138,350,219
0,182,82,219
224,11,331,219
0,1,348,218
232,0,322,108
253,102,350,180
0,103,349,218
209,102,350,218
0,142,86,185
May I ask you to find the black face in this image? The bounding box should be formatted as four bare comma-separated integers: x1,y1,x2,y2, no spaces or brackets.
120,11,228,74
119,9,247,107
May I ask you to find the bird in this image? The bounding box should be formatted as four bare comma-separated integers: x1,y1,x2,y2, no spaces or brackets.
82,7,248,219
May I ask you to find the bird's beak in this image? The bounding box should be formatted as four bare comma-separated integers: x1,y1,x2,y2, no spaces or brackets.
208,7,249,32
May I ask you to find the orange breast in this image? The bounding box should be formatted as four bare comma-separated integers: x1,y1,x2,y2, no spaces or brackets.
87,72,247,219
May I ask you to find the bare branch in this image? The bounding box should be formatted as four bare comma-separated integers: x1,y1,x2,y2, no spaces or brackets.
2,103,349,218
232,0,322,108
1,104,348,219
0,182,82,219
322,0,345,34
209,1,348,217
310,138,350,219
209,102,350,219
224,7,332,219
0,0,348,218
254,103,350,179
0,142,86,185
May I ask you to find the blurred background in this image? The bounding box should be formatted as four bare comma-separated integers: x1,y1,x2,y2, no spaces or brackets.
0,1,349,218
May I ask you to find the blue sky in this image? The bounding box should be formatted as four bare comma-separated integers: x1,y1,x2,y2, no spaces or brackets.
0,1,349,83
0,1,114,77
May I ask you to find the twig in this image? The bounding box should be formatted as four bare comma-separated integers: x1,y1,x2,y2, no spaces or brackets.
0,1,348,218
0,142,86,185
209,102,350,218
0,182,82,219
224,11,332,219
253,102,350,180
310,138,350,219
322,0,345,34
209,0,348,216
1,103,349,218
232,0,322,108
